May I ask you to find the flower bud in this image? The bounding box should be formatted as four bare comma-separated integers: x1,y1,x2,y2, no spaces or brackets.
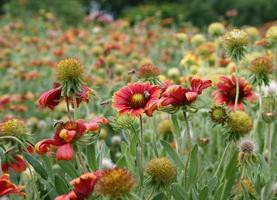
0,119,28,136
191,34,206,48
266,26,277,45
209,105,227,125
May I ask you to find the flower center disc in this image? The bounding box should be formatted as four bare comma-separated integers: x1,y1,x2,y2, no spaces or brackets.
130,93,146,108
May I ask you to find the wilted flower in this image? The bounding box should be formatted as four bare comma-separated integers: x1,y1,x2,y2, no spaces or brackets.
224,29,248,61
95,168,136,198
0,174,24,197
56,171,103,200
146,157,176,185
227,111,253,135
0,119,27,136
112,82,161,117
208,22,225,38
213,75,256,110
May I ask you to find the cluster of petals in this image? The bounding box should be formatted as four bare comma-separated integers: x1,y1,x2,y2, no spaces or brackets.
0,174,24,197
56,171,103,200
35,117,108,160
38,83,93,110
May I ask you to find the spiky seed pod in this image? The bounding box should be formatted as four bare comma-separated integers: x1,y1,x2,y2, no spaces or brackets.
94,168,136,199
137,63,161,84
234,177,256,196
249,56,274,86
191,34,206,48
56,58,85,97
266,26,277,45
146,157,176,185
56,58,84,82
209,105,227,124
228,111,253,135
224,29,249,61
249,56,273,75
208,22,225,38
238,138,258,166
0,119,27,136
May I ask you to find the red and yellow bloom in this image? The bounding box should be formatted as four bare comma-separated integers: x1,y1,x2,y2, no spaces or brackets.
55,170,103,200
112,82,161,117
213,75,256,110
35,117,108,160
0,174,24,197
2,155,27,173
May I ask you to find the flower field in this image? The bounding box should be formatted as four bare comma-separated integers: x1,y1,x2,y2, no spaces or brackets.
0,15,277,200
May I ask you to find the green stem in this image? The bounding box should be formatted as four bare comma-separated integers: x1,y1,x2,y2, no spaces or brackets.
214,142,231,177
267,123,273,165
65,96,72,121
234,60,240,111
139,115,144,167
183,111,192,152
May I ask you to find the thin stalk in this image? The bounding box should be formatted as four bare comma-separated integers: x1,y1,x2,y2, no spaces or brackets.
139,115,144,167
214,142,231,177
183,111,192,152
234,59,240,111
65,96,72,121
267,123,273,164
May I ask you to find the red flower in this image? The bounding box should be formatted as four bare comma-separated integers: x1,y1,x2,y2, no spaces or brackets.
112,82,161,117
35,117,108,160
38,84,94,110
0,174,24,197
213,75,256,110
159,78,212,107
38,83,62,110
55,171,103,200
2,155,27,173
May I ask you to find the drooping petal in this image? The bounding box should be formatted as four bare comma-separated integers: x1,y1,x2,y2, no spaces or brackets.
56,143,74,160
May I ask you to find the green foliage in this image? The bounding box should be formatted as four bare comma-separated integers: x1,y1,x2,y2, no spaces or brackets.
4,0,86,25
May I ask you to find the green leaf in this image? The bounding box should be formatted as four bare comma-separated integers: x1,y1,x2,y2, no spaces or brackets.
116,155,127,168
54,175,69,195
171,114,181,137
153,192,164,200
208,176,218,192
199,186,209,200
171,183,186,200
86,143,97,170
58,160,79,179
161,140,184,169
188,145,198,185
23,153,48,180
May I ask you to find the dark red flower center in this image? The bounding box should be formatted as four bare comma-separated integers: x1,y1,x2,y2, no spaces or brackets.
228,86,244,101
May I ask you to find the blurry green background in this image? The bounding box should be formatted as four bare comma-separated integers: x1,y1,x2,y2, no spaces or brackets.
1,0,277,27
